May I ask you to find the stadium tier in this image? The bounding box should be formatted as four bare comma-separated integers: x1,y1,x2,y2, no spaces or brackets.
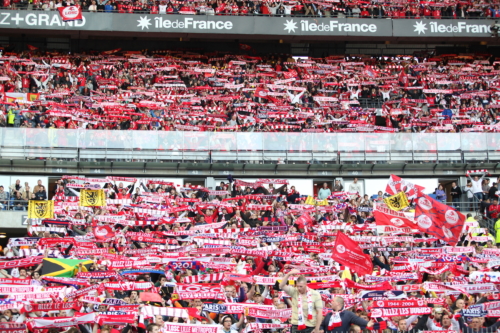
1,51,500,133
0,173,499,333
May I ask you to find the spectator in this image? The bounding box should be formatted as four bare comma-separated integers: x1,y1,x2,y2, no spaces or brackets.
34,185,47,200
435,184,446,203
9,179,23,197
33,180,44,194
332,180,343,192
348,178,361,199
468,172,486,211
450,182,462,210
465,181,474,211
317,183,331,200
11,191,26,211
0,186,9,210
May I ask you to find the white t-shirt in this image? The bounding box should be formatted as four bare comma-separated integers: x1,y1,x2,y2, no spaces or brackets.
159,4,167,13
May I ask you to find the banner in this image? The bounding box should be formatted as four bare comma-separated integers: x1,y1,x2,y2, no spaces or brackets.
27,312,95,330
415,195,465,245
371,307,432,317
22,302,82,314
162,323,218,333
28,200,54,219
384,192,409,211
331,232,373,276
372,299,429,308
0,256,44,269
80,190,106,206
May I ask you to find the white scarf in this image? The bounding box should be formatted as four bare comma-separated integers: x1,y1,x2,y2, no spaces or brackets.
297,288,313,330
327,309,343,330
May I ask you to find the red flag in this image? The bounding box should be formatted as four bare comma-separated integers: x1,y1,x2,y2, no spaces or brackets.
332,232,373,276
57,5,83,22
373,205,416,229
26,45,39,51
386,174,424,200
93,225,115,241
255,87,270,99
415,194,465,245
283,70,298,79
239,43,252,51
295,213,313,229
398,69,408,88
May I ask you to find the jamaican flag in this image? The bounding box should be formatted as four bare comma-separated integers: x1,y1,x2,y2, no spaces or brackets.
41,258,94,277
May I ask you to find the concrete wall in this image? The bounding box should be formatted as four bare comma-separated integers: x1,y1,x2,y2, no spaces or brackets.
0,211,29,229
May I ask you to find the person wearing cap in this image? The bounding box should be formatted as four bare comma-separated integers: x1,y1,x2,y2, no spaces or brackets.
279,269,323,333
219,315,245,333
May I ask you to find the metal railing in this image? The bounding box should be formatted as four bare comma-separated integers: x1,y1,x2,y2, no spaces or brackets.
0,198,31,211
0,128,498,164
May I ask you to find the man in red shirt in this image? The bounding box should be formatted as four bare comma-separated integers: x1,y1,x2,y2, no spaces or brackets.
489,198,500,219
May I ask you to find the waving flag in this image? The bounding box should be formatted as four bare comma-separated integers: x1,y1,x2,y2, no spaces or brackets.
255,87,270,99
386,174,424,200
93,225,116,241
332,232,373,276
373,204,416,229
57,5,83,22
415,194,465,245
80,189,106,206
383,192,409,211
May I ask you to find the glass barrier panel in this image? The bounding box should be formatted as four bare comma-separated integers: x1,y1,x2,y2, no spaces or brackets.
436,133,461,151
391,133,413,151
487,133,500,152
26,128,51,148
158,131,184,151
107,131,133,149
460,133,487,152
286,133,312,152
365,133,391,152
55,129,79,148
183,132,210,150
263,133,288,151
78,130,107,149
337,133,364,152
312,133,337,152
412,133,437,151
209,132,237,151
2,128,26,147
133,131,158,149
236,133,263,151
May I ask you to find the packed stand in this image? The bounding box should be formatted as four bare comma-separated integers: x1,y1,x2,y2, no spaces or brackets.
1,49,500,133
6,0,500,19
1,172,500,333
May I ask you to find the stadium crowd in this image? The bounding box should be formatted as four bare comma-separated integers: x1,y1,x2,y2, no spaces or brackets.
5,0,500,19
0,174,500,333
0,49,500,133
